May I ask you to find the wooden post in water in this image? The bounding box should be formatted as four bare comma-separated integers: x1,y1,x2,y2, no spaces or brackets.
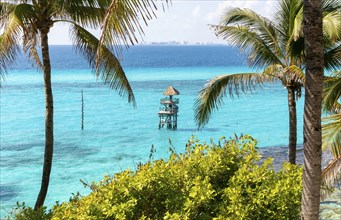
81,90,84,130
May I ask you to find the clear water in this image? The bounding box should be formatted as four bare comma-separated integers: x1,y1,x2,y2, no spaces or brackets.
0,45,304,216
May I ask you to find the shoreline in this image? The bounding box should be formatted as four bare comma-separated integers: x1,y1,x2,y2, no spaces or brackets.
259,145,333,170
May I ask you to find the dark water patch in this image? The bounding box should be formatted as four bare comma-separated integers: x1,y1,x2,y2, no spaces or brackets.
2,78,204,91
0,155,41,168
2,82,107,91
0,184,19,202
59,175,74,181
54,143,99,158
112,153,142,162
198,127,221,132
175,128,198,132
53,82,106,89
2,77,206,95
1,84,44,90
1,142,42,152
116,139,139,147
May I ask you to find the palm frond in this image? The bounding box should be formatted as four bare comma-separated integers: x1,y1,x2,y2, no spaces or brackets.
291,6,303,41
213,25,283,68
322,114,341,156
9,3,41,70
279,65,306,86
321,68,341,196
321,157,341,199
69,23,135,106
56,0,108,29
194,73,266,128
324,43,341,71
22,25,43,70
322,10,341,42
262,64,283,83
220,8,281,55
0,4,33,82
0,2,16,27
323,71,341,113
98,0,164,61
275,0,303,46
0,35,18,82
277,0,308,66
322,0,341,13
283,3,305,61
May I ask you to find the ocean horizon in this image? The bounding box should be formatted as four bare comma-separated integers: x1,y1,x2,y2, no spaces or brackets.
0,45,304,217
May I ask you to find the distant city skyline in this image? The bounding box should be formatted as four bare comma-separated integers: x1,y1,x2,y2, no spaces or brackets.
48,0,277,45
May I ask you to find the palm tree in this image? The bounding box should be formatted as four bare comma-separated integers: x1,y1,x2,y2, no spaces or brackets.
321,70,341,197
194,0,341,164
301,0,325,217
0,0,165,210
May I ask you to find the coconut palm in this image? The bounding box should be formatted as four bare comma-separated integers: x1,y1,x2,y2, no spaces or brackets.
0,0,165,210
321,70,341,196
301,0,325,216
194,0,341,164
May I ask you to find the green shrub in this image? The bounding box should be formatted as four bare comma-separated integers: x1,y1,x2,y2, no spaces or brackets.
49,135,302,220
4,202,52,220
217,159,302,220
6,135,302,219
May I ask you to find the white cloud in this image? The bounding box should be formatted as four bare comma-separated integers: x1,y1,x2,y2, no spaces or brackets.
213,0,277,20
46,0,279,45
192,6,201,17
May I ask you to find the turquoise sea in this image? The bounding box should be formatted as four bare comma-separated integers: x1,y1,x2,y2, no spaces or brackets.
0,45,304,216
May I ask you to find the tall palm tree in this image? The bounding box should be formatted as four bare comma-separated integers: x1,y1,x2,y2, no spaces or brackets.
0,0,165,210
301,0,325,217
321,70,341,196
194,0,341,164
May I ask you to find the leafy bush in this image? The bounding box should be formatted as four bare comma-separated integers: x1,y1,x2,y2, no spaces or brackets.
4,202,52,220
7,135,302,219
50,135,302,220
218,159,302,220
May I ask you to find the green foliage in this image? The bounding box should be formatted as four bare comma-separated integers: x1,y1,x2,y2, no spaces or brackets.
5,135,302,219
4,202,52,220
49,135,302,220
218,160,302,220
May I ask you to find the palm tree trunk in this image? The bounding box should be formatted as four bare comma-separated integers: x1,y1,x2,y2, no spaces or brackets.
301,0,324,218
288,86,297,164
34,28,53,211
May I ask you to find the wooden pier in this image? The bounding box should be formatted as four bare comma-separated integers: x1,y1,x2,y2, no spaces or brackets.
158,86,179,130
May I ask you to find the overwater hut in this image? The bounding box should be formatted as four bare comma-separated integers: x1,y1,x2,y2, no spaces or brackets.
158,86,180,129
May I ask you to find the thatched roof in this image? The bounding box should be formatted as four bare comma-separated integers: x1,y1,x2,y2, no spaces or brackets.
163,86,180,96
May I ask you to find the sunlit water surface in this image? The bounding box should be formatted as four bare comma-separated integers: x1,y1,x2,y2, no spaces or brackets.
0,46,304,216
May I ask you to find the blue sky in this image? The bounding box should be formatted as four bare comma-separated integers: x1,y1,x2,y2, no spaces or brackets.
49,0,278,45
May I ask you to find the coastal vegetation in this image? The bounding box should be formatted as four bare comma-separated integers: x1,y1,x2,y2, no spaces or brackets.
194,0,341,165
1,0,339,218
0,0,164,210
322,70,341,195
7,135,303,220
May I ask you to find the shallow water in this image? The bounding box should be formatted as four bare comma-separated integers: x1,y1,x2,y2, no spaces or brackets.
0,46,304,217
